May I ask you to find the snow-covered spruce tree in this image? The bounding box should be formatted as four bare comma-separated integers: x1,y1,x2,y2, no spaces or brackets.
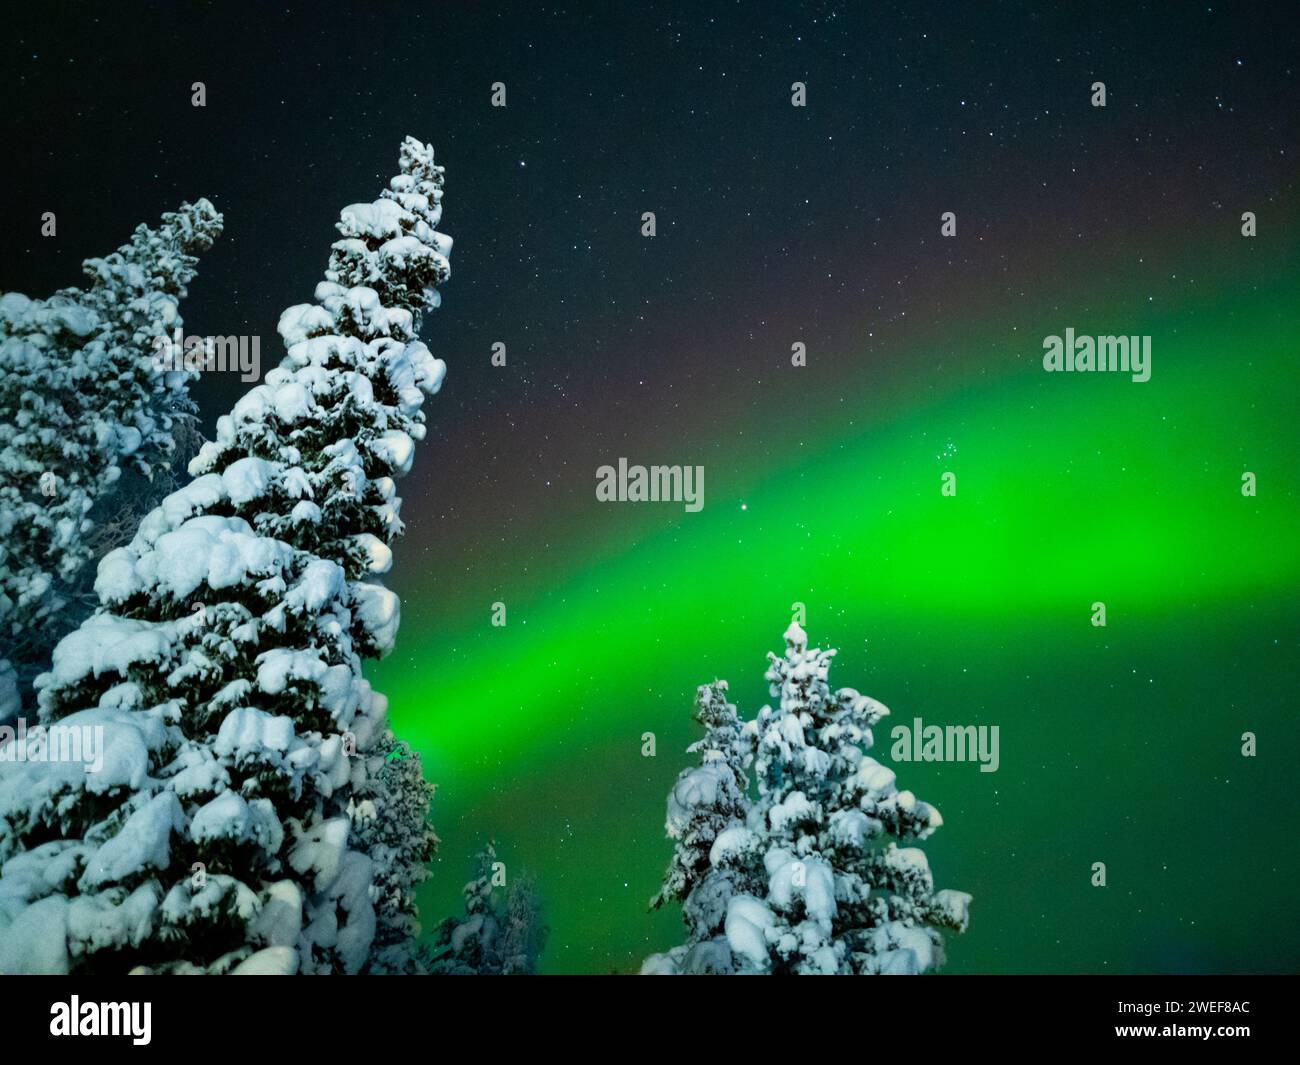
644,623,971,975
429,842,501,975
0,200,223,722
430,842,548,975
0,137,449,975
642,681,756,975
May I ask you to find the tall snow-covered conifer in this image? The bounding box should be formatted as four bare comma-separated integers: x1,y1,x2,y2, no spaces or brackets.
0,200,223,721
644,622,971,975
0,137,449,975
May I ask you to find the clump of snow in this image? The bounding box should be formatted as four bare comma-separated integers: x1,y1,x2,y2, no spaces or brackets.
725,895,776,971
0,895,72,974
352,582,400,653
231,945,299,975
79,792,182,891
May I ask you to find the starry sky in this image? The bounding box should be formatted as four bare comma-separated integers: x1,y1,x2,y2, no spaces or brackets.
3,2,1298,973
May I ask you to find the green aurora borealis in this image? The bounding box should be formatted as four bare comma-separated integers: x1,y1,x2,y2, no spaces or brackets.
374,232,1300,974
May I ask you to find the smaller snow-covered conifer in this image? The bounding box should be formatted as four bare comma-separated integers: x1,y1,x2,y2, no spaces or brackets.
645,623,971,975
0,200,223,720
643,681,755,974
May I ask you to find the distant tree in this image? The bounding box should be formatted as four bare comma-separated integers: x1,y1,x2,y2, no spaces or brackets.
498,872,547,975
354,740,439,973
431,841,548,975
645,622,971,975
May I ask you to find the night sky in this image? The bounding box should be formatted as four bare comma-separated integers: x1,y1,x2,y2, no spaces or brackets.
4,2,1298,974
